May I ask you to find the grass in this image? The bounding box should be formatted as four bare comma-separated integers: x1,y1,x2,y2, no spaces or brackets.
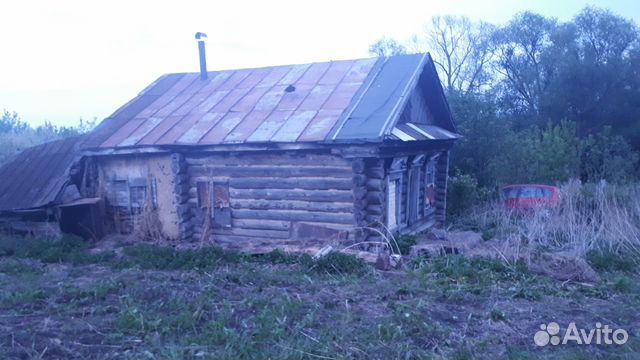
0,235,638,359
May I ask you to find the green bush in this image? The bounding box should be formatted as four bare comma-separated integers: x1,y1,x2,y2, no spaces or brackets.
447,172,482,217
307,252,370,276
395,235,417,255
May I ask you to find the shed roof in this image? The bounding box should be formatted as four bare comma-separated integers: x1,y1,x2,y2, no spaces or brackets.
84,53,456,149
0,136,82,212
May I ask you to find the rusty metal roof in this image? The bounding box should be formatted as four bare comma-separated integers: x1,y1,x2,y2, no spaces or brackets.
86,53,457,149
0,136,82,212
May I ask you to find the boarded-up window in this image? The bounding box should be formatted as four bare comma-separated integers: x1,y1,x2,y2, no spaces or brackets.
425,159,437,211
212,181,231,228
129,178,147,210
111,180,129,207
197,181,211,208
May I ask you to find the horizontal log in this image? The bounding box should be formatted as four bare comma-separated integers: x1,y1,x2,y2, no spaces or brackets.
232,209,354,224
232,218,291,231
231,189,353,203
231,199,353,213
366,204,383,216
212,227,291,239
187,165,352,178
353,186,367,200
186,153,350,167
365,167,384,179
352,159,366,174
352,174,367,186
229,177,353,191
366,192,384,205
366,179,383,191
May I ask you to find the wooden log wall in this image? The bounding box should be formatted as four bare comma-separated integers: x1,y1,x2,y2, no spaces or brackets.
171,153,193,240
183,151,357,249
362,158,385,246
434,150,449,225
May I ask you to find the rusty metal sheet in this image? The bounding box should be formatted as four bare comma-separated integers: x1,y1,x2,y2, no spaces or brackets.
217,69,252,90
278,64,311,85
210,87,252,113
236,67,271,89
298,84,335,111
322,82,361,110
275,84,312,111
176,112,225,144
196,71,233,94
318,60,354,85
223,110,271,143
342,58,377,83
296,62,331,84
246,110,294,142
118,117,165,147
0,136,82,212
198,112,247,144
270,110,317,142
156,112,205,144
137,116,185,145
89,54,454,147
101,118,146,147
136,74,198,118
253,85,287,111
257,66,291,87
297,109,343,142
188,90,231,116
230,86,270,112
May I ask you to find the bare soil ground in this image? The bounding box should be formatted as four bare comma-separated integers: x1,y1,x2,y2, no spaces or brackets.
0,237,638,359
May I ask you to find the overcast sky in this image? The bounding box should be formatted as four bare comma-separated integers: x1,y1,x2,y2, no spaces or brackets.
1,0,639,127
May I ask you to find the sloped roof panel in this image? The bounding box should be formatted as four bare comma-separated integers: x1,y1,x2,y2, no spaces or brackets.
82,53,455,148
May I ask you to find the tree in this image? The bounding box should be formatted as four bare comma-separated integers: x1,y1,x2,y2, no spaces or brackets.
368,37,407,57
418,16,496,94
492,12,557,121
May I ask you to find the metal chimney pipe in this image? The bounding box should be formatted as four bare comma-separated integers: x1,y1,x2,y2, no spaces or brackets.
195,32,208,80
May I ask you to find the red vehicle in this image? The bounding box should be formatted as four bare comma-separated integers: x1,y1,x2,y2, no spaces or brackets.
501,184,560,211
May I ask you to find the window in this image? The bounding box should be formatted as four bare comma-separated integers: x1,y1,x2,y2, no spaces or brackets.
196,181,211,208
196,180,231,228
387,179,398,229
424,158,437,212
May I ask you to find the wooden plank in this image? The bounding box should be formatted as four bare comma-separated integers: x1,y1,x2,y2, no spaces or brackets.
232,209,354,224
230,189,353,203
186,152,349,167
212,227,290,239
229,177,352,190
187,164,352,178
232,218,291,231
231,199,354,213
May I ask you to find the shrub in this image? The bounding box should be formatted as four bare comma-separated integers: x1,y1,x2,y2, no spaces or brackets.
447,172,482,217
307,252,370,276
395,235,417,255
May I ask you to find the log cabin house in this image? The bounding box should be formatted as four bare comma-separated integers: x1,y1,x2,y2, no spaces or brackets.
0,53,459,251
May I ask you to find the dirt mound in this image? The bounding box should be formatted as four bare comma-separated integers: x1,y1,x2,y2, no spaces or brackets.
414,230,600,283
